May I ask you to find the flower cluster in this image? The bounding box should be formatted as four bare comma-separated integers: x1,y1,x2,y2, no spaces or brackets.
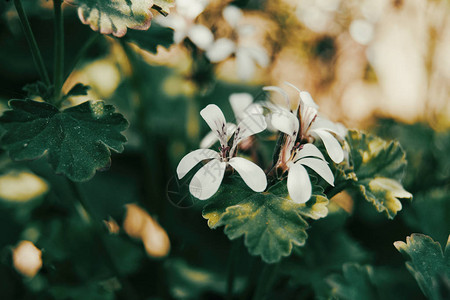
177,83,346,203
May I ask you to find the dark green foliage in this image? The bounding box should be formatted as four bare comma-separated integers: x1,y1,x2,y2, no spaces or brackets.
0,99,128,181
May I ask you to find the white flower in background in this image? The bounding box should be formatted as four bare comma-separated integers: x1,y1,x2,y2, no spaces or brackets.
262,83,346,203
156,0,213,49
177,104,267,200
205,6,270,81
200,93,263,148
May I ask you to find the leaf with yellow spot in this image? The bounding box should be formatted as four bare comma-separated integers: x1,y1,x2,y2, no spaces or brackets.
394,234,450,300
202,177,329,263
66,0,158,37
0,99,128,182
346,130,412,219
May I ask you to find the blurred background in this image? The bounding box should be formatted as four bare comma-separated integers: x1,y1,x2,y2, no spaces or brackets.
0,0,448,299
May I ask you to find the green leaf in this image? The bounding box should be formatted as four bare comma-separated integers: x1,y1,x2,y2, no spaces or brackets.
67,0,156,37
22,81,54,100
0,99,128,182
327,263,380,300
202,177,329,263
124,24,174,54
394,233,450,300
346,130,412,219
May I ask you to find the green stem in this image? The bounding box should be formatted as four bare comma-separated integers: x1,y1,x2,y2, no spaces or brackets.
13,0,51,86
53,0,64,103
252,262,280,300
226,241,241,300
326,180,350,200
67,180,139,300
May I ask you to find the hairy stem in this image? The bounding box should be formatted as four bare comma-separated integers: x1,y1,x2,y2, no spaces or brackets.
326,180,351,200
13,0,51,86
53,0,64,103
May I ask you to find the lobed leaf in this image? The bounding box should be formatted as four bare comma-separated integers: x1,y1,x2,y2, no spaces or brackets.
0,99,128,182
66,0,158,37
327,263,380,300
202,177,328,263
394,233,450,300
346,130,412,219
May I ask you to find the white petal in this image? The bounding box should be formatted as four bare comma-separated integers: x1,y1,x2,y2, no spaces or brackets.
206,38,236,62
200,104,227,145
223,5,243,28
287,163,312,204
298,157,334,186
312,129,344,163
236,48,255,81
229,93,253,121
245,46,270,67
177,149,219,179
300,91,319,109
294,144,326,161
311,116,344,138
263,86,290,107
199,131,219,149
233,113,267,145
187,24,214,50
228,157,267,192
226,122,237,138
269,110,299,137
189,159,226,200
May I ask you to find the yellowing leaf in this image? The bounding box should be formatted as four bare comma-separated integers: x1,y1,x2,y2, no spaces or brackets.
346,130,412,219
202,177,328,263
66,0,155,37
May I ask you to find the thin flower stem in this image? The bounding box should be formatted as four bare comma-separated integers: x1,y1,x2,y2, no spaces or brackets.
252,262,280,300
326,180,350,200
226,241,241,300
13,0,51,86
53,0,64,103
67,180,139,300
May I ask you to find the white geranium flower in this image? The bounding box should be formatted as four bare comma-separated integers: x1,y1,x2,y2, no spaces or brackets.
264,83,345,163
177,104,267,200
205,6,269,81
262,83,346,203
200,93,263,148
156,0,212,50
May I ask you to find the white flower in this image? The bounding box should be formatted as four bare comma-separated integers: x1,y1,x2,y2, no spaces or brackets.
200,93,263,148
156,0,213,50
205,6,270,81
177,104,267,200
262,83,346,203
264,83,345,164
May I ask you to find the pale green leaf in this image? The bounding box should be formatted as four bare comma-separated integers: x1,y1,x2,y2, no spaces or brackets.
0,99,128,182
346,130,412,219
202,177,328,263
66,0,156,37
394,233,450,300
